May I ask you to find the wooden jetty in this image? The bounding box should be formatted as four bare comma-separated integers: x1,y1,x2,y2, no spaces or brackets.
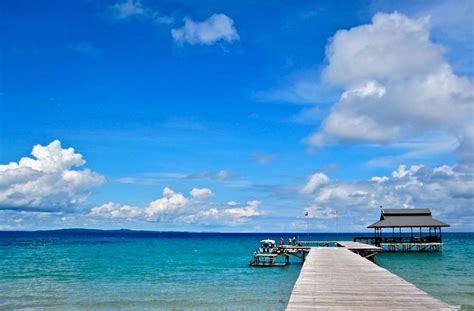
335,241,382,261
335,241,380,250
250,240,382,266
297,241,381,251
286,247,455,310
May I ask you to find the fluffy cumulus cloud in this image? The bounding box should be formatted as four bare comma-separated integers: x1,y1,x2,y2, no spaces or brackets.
89,186,263,226
145,187,188,219
190,187,213,200
307,12,473,147
300,172,330,194
223,200,262,218
90,202,143,219
301,163,474,227
0,140,105,210
171,14,239,45
89,187,188,221
178,200,263,225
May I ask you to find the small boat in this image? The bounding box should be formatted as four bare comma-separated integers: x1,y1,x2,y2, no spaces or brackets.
258,239,277,253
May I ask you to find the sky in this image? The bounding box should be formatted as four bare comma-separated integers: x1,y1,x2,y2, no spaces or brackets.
0,0,473,232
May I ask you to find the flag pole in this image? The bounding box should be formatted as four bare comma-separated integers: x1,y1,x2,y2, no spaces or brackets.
305,211,309,238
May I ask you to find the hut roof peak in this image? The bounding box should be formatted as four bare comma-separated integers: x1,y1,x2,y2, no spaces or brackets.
368,208,449,228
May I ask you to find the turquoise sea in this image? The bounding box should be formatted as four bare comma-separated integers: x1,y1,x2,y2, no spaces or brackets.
0,231,472,310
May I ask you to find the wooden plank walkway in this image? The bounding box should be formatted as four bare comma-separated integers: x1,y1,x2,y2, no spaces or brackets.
286,248,455,310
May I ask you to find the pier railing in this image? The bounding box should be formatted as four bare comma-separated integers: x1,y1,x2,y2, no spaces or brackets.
354,235,441,245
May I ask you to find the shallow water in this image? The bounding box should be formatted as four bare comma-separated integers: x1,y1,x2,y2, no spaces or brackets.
0,231,472,310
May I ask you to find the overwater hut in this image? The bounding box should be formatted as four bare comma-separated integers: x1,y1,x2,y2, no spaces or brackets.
366,208,450,252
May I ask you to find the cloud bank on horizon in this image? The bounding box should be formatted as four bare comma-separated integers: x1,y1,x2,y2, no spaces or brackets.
0,141,263,228
0,1,472,231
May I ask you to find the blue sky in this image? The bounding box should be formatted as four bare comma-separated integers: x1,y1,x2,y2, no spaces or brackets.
1,0,473,231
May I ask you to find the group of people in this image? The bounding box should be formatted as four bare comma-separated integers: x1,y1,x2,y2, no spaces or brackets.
280,236,298,246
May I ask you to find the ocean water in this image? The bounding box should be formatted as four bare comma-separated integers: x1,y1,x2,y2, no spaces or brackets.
0,231,472,310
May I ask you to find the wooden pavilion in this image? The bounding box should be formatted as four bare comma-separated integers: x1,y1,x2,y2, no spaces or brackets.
363,208,450,252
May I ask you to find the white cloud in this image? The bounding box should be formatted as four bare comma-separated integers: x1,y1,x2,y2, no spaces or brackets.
90,187,189,221
145,187,188,219
301,172,330,194
371,176,389,183
309,12,473,146
178,200,263,225
302,163,474,227
171,14,239,45
90,202,143,219
323,13,439,85
88,187,263,226
224,200,262,218
0,140,105,210
190,187,213,200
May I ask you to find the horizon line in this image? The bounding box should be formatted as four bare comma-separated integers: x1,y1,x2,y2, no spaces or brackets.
0,228,471,234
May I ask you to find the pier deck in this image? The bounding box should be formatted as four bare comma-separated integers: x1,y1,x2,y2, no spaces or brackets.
286,247,454,310
336,241,382,251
